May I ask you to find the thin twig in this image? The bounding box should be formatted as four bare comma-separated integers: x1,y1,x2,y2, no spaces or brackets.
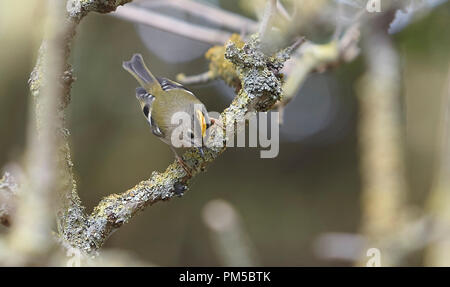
332,0,344,40
258,0,277,41
147,0,259,33
276,1,292,22
112,4,232,45
176,71,215,85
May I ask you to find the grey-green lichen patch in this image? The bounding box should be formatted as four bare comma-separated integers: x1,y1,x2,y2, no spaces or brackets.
224,34,290,113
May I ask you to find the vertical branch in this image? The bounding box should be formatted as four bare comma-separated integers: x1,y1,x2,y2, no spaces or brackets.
424,68,450,266
8,0,70,257
2,0,132,262
28,20,86,246
22,0,132,254
356,26,407,266
258,0,277,41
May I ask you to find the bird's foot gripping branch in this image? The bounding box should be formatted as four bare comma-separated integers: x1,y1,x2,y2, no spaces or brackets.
62,34,298,254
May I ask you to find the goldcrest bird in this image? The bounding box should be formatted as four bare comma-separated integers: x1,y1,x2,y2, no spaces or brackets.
123,53,212,176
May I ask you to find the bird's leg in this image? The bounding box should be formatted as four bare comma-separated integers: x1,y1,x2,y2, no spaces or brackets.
170,146,192,177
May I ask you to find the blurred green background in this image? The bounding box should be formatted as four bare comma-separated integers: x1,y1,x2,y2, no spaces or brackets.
0,0,449,266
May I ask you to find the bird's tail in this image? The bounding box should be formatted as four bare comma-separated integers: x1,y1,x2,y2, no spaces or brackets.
122,54,162,95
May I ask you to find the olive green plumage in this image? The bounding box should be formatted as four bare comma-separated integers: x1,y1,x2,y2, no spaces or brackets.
123,54,211,174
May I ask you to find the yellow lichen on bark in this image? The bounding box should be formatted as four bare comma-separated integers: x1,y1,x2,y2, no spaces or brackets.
205,34,244,89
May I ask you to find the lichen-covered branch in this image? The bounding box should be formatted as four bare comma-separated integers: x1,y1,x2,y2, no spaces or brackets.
28,28,87,242
24,12,81,255
67,0,132,19
67,34,296,253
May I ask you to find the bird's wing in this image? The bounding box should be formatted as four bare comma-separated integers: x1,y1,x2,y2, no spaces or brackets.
136,87,164,137
157,77,193,94
149,116,164,138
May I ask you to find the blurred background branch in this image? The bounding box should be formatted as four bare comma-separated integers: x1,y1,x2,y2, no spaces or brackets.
0,0,131,265
0,172,18,227
356,17,407,266
424,68,450,266
140,0,258,33
203,199,259,266
6,0,77,263
113,4,232,44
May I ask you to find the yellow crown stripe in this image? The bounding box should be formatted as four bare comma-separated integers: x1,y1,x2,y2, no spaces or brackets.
196,110,206,137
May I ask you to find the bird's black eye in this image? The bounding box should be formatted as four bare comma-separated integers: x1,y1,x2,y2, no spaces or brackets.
143,105,149,118
189,131,195,139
